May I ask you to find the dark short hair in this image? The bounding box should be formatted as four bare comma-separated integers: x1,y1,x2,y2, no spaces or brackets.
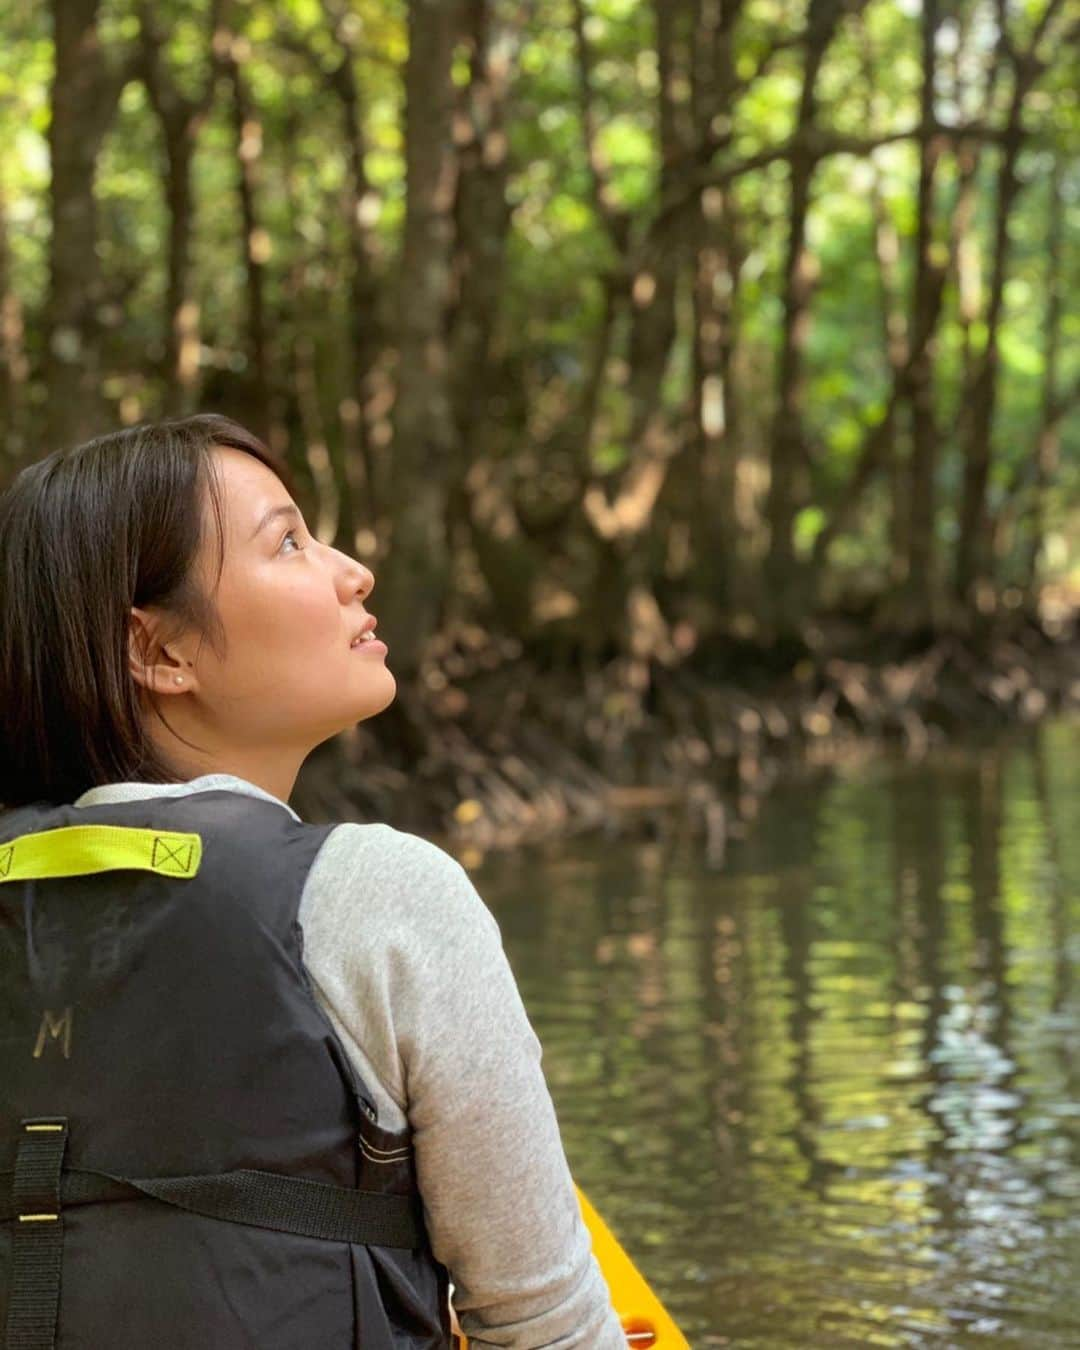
0,414,291,808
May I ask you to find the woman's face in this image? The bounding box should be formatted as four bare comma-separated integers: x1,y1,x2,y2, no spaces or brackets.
170,445,395,755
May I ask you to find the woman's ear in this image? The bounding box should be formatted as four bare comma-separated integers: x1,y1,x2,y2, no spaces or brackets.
128,606,193,695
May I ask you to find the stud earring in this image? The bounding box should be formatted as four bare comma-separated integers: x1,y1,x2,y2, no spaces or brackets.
173,676,184,685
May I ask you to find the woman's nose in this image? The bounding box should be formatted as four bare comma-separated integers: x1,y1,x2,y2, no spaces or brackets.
338,553,374,600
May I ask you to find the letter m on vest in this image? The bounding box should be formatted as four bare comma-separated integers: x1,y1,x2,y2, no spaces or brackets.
1,793,449,1349
32,1007,73,1060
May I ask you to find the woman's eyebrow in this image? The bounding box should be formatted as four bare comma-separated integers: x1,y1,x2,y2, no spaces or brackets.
249,503,301,540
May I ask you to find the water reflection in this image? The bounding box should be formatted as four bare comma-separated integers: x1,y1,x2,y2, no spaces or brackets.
474,720,1080,1347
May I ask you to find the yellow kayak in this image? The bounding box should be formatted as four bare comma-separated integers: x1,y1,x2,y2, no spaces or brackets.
454,1186,689,1347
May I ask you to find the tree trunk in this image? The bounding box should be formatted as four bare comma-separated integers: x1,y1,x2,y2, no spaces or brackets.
953,0,1066,613
377,0,459,679
322,0,383,534
684,0,747,619
224,40,272,441
764,0,847,634
809,63,906,585
140,7,222,416
0,184,30,474
449,0,520,457
1020,159,1065,607
690,186,742,615
901,0,944,632
137,2,220,417
46,0,130,448
954,130,1022,616
163,137,202,414
576,0,693,658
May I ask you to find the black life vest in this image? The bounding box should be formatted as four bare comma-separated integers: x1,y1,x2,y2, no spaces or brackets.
0,789,452,1349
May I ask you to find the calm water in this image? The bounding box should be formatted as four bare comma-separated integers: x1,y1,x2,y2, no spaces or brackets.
473,719,1080,1348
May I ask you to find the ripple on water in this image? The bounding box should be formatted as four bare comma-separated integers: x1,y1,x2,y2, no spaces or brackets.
476,720,1080,1346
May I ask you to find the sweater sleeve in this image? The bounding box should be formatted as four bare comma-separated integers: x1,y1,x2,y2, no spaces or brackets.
297,824,626,1350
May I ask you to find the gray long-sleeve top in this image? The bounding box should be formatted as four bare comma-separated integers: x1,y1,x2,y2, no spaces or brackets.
73,773,625,1349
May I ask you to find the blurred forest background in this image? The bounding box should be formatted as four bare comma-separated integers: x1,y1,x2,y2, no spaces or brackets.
1,0,1077,841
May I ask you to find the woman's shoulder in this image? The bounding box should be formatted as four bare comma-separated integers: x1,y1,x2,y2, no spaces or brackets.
302,821,498,941
315,820,470,888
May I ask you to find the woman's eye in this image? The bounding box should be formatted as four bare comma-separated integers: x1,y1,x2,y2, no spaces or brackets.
279,528,304,554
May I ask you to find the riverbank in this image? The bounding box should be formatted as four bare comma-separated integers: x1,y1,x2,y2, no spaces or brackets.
293,610,1080,861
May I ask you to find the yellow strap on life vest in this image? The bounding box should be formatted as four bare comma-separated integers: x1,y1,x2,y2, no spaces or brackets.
453,1185,690,1348
0,825,202,883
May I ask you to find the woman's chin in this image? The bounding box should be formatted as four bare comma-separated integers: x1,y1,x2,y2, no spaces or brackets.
357,672,397,721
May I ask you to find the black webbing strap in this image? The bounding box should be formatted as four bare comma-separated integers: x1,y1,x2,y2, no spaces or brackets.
1,1164,421,1250
4,1117,68,1350
119,1169,421,1247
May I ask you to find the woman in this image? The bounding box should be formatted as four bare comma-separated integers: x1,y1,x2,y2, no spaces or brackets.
0,414,624,1349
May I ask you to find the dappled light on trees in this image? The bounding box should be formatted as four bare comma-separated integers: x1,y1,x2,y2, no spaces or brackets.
0,0,1077,837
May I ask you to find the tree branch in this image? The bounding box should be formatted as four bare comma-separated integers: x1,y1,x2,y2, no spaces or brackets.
570,0,630,251
654,119,1018,227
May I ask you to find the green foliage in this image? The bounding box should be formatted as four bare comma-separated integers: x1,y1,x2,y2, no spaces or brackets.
2,0,1077,611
